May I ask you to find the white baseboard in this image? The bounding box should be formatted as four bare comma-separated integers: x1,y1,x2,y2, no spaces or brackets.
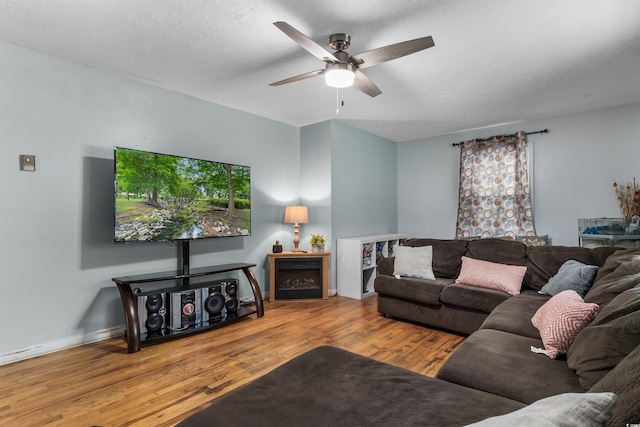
0,325,124,366
1,289,339,365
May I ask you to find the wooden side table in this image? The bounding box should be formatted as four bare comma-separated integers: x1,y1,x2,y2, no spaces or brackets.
267,251,330,301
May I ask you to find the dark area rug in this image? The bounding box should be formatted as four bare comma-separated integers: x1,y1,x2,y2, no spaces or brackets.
177,345,523,427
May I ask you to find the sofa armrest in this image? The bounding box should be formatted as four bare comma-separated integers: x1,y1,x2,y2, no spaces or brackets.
377,257,395,276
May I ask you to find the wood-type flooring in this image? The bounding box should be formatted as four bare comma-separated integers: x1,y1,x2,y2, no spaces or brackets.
0,295,465,426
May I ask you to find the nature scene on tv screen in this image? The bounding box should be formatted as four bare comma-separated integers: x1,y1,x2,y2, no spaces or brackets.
114,147,251,242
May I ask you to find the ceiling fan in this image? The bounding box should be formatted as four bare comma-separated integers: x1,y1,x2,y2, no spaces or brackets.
269,21,435,97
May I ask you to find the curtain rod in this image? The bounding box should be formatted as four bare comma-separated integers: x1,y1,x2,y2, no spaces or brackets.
451,129,549,147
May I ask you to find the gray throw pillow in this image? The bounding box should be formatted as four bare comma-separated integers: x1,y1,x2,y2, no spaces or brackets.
465,392,617,427
539,260,598,298
392,245,435,280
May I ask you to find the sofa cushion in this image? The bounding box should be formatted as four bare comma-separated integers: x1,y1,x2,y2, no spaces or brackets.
455,256,526,296
374,275,451,306
465,392,617,427
584,248,640,310
436,329,584,404
568,287,640,390
524,246,596,290
539,260,599,298
531,290,599,359
591,246,625,268
466,238,527,266
376,256,395,276
377,294,490,335
177,345,527,427
479,291,549,339
392,244,435,280
440,283,511,314
589,343,640,427
404,238,468,279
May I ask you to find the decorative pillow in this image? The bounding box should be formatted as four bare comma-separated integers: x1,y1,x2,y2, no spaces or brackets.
392,245,435,280
455,256,526,296
464,392,617,427
531,290,599,359
539,260,599,298
584,249,640,309
456,236,482,241
515,235,549,246
567,287,640,389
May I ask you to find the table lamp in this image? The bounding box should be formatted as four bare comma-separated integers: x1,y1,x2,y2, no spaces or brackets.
284,205,308,252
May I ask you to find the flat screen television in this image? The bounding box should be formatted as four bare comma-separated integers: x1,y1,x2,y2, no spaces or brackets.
114,147,251,243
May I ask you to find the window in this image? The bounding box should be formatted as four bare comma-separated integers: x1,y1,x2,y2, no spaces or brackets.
455,131,536,238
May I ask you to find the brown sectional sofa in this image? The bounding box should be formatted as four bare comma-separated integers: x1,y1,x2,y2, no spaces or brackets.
374,238,619,334
179,240,639,426
375,239,640,425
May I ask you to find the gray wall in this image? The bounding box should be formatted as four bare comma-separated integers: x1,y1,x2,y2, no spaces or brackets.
300,121,399,293
397,102,640,245
2,38,637,359
330,121,399,240
0,42,299,356
300,121,332,253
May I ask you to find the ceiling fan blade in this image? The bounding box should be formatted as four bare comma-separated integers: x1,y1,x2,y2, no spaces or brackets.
353,70,382,97
350,36,434,69
269,69,324,86
274,21,339,63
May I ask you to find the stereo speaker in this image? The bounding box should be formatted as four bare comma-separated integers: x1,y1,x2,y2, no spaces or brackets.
201,278,239,323
168,289,202,331
136,291,167,340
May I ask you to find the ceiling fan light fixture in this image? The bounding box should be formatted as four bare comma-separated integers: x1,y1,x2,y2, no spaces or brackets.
271,22,433,97
324,63,355,88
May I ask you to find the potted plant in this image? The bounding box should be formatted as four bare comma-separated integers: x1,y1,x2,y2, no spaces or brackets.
309,234,326,252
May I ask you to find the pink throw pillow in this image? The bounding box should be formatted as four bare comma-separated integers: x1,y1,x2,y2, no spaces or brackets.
455,256,526,296
532,290,599,359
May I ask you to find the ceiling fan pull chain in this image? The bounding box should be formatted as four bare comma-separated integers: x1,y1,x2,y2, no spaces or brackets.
336,88,345,115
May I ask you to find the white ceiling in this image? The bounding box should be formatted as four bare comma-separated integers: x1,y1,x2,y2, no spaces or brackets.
1,0,639,142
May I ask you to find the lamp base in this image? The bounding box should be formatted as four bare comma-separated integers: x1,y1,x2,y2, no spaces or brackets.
291,222,303,252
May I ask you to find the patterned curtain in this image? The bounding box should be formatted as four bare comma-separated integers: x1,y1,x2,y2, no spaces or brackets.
455,131,536,238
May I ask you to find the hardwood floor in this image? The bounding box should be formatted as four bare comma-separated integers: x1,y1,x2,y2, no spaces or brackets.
0,296,465,427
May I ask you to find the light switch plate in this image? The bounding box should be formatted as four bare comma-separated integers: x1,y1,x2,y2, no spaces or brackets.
20,155,36,171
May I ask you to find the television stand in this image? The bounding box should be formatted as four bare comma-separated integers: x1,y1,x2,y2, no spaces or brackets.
112,263,264,353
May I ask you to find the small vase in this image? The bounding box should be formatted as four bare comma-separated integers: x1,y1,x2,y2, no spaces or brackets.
311,245,324,253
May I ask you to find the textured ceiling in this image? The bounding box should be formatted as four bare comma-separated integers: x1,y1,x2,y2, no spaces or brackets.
1,0,639,141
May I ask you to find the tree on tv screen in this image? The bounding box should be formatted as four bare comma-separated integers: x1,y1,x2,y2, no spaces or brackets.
115,149,251,241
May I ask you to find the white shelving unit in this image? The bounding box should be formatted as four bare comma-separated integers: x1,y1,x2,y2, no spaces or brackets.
337,233,408,300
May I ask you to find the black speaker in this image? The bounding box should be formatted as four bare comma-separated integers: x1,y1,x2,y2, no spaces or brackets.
168,289,201,331
201,278,239,323
222,279,239,313
136,291,167,340
202,284,225,323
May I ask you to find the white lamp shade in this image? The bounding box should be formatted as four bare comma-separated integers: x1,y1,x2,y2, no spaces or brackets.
324,61,355,89
284,205,308,224
324,69,355,88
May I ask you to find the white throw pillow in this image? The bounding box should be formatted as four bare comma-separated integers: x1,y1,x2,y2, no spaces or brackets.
464,392,617,427
392,245,435,280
